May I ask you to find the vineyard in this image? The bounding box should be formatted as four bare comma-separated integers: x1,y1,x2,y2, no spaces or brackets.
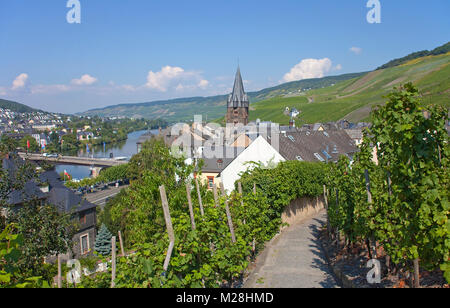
324,83,449,287
75,159,327,288
1,83,448,288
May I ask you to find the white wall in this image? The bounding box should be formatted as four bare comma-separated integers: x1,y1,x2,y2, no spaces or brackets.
221,136,285,193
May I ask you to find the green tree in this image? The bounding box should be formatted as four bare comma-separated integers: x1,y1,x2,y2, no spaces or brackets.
7,204,77,277
20,136,39,153
0,135,18,154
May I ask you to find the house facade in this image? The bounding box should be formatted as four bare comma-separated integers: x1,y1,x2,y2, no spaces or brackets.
220,136,285,193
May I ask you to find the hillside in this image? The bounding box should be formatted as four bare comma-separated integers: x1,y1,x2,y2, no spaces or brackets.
248,52,450,125
376,41,449,70
0,98,39,113
78,73,365,123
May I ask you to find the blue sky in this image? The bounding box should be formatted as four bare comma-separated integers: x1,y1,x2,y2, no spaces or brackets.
0,0,449,114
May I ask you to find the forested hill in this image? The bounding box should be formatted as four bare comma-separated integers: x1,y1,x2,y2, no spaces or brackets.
376,41,450,70
0,98,40,113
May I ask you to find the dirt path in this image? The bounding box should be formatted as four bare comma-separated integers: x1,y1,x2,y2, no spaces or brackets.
243,211,339,288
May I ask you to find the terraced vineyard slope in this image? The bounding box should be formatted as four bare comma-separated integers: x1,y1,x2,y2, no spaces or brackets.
248,53,450,125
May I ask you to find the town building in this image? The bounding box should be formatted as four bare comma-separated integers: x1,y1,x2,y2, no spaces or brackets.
2,156,98,260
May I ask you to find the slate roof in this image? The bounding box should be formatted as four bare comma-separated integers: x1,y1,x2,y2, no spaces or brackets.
39,170,96,213
5,166,97,213
278,130,359,163
47,187,96,213
7,180,47,206
39,170,65,188
2,157,19,177
195,147,245,173
227,67,249,109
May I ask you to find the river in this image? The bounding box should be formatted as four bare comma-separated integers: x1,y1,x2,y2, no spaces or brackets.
55,129,158,180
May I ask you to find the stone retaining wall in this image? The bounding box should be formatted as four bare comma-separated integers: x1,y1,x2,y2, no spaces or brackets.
282,195,325,226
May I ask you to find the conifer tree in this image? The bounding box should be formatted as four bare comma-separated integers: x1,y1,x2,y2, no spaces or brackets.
94,224,113,256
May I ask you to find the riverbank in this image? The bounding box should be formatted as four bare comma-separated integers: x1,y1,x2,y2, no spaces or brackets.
55,129,158,180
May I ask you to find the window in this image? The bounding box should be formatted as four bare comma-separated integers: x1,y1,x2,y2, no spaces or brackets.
314,153,325,162
207,176,214,189
80,213,87,225
80,234,89,255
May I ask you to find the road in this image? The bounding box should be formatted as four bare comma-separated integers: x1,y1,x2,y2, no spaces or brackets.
84,185,129,207
243,211,339,288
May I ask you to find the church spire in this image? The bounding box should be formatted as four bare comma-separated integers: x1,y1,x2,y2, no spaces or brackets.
226,66,249,125
228,66,249,108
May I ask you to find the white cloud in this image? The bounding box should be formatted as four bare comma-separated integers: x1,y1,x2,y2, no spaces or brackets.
350,47,363,55
198,79,209,89
71,74,98,86
334,64,343,71
145,66,209,92
146,66,185,92
283,58,333,82
12,73,29,90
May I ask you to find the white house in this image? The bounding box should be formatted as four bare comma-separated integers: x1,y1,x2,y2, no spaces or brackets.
220,136,285,193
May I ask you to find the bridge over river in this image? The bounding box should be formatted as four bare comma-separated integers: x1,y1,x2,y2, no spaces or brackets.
18,153,128,167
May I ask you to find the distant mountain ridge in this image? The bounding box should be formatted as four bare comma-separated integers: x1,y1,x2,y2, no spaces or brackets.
79,72,365,122
376,41,450,70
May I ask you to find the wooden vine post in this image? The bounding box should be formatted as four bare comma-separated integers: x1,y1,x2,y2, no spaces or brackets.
118,231,125,257
386,166,392,271
111,236,116,288
253,183,256,195
413,259,420,288
57,254,62,288
220,183,236,243
237,182,246,225
237,182,244,207
195,178,205,216
213,184,219,207
364,169,377,259
186,183,196,230
323,185,330,237
335,188,340,249
159,185,175,272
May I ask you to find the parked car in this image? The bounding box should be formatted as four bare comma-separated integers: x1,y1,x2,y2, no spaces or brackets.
43,153,58,158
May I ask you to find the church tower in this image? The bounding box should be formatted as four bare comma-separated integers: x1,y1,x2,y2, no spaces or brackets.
226,67,249,125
